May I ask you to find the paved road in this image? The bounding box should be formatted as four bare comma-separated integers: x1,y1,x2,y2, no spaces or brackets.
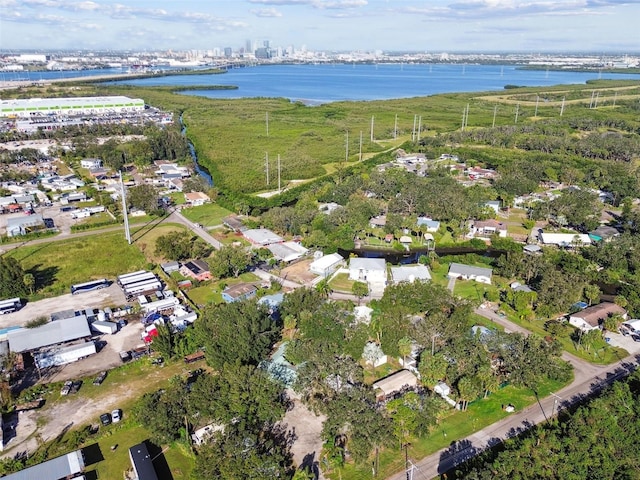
386,311,638,480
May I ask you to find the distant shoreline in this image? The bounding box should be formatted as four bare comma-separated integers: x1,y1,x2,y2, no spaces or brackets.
517,65,640,74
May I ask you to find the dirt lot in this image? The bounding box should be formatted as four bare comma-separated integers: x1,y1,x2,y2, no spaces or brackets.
0,203,77,237
282,389,327,480
0,283,126,329
281,259,317,285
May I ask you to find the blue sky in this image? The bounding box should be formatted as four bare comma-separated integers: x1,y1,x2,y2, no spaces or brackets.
1,0,639,53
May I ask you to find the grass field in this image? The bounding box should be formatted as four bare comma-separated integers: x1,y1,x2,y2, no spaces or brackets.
129,222,189,264
8,232,148,298
179,203,233,227
12,78,640,197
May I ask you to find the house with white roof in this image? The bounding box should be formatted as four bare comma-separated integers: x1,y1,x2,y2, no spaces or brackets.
309,252,344,277
448,263,492,284
539,232,591,247
349,258,387,283
243,228,283,246
416,217,441,232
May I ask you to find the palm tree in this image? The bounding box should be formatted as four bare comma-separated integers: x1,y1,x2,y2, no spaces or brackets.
398,337,412,367
23,273,35,295
315,278,332,299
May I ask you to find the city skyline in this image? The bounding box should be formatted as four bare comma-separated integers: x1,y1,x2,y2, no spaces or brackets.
0,0,639,53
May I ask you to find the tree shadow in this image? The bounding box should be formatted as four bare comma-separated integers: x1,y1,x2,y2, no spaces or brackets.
299,451,320,480
26,264,59,290
437,438,479,474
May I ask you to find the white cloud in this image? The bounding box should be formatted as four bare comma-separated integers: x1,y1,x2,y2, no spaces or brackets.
251,7,283,17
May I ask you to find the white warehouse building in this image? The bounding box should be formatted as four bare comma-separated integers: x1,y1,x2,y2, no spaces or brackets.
0,96,145,119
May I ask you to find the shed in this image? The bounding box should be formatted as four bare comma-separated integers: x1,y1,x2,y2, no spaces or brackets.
447,263,492,284
161,261,180,274
309,252,344,277
372,369,418,400
434,381,451,396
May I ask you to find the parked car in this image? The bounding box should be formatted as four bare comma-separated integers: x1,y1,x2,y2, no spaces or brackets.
60,380,72,396
631,333,640,343
619,326,630,336
100,413,112,426
69,380,83,394
111,409,121,423
93,371,107,386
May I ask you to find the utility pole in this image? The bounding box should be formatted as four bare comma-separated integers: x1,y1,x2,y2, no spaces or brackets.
412,114,417,142
560,96,565,116
613,91,617,107
535,95,539,117
492,105,497,128
277,154,281,194
345,131,349,163
370,115,374,142
514,103,520,124
394,114,398,139
119,171,131,245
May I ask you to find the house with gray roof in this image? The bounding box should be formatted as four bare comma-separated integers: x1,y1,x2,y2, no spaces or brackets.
390,265,431,284
447,263,492,284
242,228,283,246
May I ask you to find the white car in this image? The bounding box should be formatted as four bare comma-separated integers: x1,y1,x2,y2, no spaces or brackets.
111,409,121,423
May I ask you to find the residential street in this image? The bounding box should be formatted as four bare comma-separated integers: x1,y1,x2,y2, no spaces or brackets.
386,310,640,480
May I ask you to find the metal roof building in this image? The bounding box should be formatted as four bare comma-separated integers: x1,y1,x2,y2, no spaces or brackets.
7,315,90,353
0,96,145,119
242,228,283,245
2,450,84,480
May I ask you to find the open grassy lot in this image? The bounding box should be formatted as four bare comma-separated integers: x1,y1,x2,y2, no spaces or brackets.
330,375,570,480
7,232,148,298
179,203,233,227
129,222,189,264
185,271,262,307
329,272,356,293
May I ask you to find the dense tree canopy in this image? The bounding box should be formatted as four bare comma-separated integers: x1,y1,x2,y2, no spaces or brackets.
193,299,279,370
0,257,28,298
